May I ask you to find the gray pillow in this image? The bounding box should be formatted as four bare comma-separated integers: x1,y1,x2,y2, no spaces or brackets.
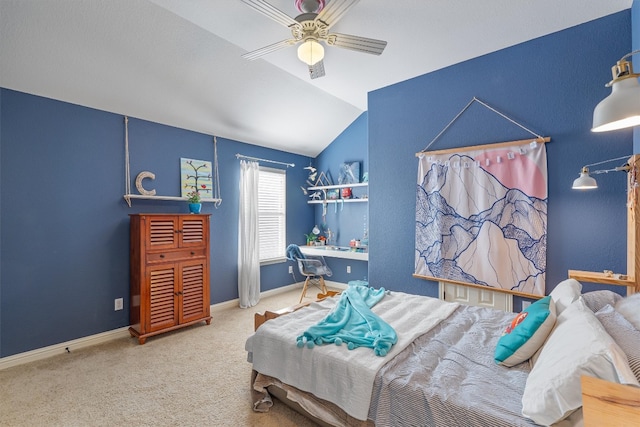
615,293,640,331
582,290,622,313
596,304,640,382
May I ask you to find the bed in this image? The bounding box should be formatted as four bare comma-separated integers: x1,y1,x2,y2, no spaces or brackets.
246,280,640,427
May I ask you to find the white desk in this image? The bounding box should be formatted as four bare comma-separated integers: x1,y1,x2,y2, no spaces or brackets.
300,245,368,261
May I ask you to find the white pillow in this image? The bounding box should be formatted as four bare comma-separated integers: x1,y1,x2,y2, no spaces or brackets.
528,279,583,368
549,279,582,315
614,292,640,331
521,297,639,426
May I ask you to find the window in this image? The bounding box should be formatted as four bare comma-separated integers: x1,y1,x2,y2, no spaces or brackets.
258,166,286,263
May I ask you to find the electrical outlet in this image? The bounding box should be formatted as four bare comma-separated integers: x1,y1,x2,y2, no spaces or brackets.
347,265,351,274
114,298,124,311
288,265,293,274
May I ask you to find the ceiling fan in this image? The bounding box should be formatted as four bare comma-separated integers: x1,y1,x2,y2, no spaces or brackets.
240,0,387,79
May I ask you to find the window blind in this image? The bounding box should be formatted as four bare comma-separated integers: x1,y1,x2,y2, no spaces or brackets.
258,166,286,262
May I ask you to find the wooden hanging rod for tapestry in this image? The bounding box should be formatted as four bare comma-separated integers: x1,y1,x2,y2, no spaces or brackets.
418,97,550,155
415,136,550,157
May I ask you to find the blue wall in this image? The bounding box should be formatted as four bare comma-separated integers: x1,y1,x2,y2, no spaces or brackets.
0,90,313,357
0,9,635,358
310,112,369,283
368,11,633,305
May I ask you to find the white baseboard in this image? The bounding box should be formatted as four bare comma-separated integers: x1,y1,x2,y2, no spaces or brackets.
211,281,304,312
0,327,131,371
1,281,348,371
211,281,347,312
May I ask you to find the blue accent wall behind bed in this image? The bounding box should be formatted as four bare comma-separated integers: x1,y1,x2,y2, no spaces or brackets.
367,10,633,300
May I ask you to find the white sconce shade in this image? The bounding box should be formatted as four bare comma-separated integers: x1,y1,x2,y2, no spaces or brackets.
592,52,640,132
571,156,632,190
297,39,324,66
592,77,640,132
572,167,598,190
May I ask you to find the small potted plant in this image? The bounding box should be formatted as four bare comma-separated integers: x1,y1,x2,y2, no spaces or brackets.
304,232,317,246
186,190,202,214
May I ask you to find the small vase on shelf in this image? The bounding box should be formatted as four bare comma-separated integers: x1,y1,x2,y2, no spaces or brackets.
186,190,202,214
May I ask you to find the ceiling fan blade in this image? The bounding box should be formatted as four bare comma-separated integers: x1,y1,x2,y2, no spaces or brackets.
309,60,326,79
242,39,298,61
241,0,300,28
315,0,360,29
327,32,387,55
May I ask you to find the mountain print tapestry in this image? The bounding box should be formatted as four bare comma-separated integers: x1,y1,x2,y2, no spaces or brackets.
415,140,547,296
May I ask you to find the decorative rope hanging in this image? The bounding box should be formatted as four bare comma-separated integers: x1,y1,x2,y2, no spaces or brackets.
212,136,222,208
125,116,131,195
421,97,546,153
123,116,223,207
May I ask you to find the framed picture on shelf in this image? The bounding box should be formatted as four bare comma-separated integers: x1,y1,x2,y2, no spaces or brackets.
338,161,361,185
180,158,213,198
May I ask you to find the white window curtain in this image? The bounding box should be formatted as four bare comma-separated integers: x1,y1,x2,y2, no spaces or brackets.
238,160,260,308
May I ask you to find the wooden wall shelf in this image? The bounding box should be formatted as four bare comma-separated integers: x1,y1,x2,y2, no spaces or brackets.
567,270,634,287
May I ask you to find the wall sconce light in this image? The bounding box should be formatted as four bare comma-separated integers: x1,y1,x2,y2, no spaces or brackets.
572,155,632,190
592,50,640,132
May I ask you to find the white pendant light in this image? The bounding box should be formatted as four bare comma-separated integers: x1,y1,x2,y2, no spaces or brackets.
592,51,640,132
297,39,324,66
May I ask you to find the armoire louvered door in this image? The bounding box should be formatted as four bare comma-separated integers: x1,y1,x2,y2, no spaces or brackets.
129,214,211,344
147,265,178,332
179,259,208,323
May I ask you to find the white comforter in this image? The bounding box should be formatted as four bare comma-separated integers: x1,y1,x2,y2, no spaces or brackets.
246,291,459,420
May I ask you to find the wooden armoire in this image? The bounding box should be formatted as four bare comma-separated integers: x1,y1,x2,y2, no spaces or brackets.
129,213,212,344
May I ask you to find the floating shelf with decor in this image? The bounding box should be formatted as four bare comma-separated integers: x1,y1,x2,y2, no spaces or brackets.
307,182,368,204
123,194,222,207
121,116,222,208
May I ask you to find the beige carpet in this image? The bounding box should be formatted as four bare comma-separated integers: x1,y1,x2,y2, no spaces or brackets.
0,286,329,426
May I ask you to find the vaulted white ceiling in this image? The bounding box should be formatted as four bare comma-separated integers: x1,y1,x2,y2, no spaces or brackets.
0,0,632,157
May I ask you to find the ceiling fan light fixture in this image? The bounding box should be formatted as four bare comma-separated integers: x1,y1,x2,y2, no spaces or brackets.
297,39,324,66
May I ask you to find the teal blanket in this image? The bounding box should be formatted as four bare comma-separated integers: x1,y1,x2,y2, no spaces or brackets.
296,285,398,356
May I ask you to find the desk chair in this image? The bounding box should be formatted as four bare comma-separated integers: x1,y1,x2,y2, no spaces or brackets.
296,256,331,303
285,244,333,303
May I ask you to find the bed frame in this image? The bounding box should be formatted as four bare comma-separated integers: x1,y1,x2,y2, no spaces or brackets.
255,155,640,425
575,155,640,426
253,288,640,427
581,376,640,426
254,290,339,331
